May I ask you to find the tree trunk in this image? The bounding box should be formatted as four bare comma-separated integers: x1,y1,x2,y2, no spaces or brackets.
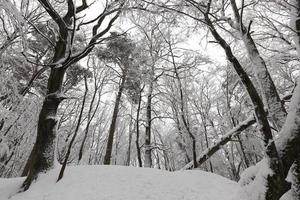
289,1,300,196
204,11,286,199
103,69,127,165
78,76,102,163
57,75,88,182
167,40,198,169
230,0,287,130
181,116,255,170
125,110,133,166
135,89,143,167
20,37,68,190
224,71,250,168
144,80,153,168
202,118,213,172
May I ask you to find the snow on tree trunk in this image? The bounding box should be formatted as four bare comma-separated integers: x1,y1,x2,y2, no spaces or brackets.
236,77,300,200
21,66,67,191
278,1,300,197
230,0,287,130
181,116,256,170
204,10,287,199
241,34,286,130
18,0,123,190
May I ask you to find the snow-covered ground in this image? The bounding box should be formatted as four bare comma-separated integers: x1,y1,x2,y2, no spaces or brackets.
0,165,238,200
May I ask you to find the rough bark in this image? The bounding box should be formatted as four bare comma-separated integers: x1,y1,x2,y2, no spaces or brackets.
282,1,300,197
275,2,300,196
204,8,286,198
21,0,123,189
21,40,67,191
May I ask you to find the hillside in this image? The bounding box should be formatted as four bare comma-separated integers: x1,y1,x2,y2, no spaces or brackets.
0,166,238,200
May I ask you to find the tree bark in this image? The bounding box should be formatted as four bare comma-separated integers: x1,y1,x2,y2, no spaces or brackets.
21,39,67,190
204,9,286,198
125,110,133,166
144,80,153,168
229,0,287,130
103,68,127,165
202,118,213,172
20,0,123,190
135,89,143,167
78,75,103,163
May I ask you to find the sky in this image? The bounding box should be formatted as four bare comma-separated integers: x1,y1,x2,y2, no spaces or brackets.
79,0,227,66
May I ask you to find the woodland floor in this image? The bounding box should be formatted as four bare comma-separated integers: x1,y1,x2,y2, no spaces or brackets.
0,165,238,200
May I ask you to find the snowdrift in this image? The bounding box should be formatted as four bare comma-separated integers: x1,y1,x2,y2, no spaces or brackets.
0,165,238,200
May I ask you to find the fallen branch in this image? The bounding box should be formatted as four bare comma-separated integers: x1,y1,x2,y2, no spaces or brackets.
180,115,256,170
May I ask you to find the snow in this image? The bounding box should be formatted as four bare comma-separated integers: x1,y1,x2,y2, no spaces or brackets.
280,190,293,200
277,78,300,155
0,165,238,200
233,158,274,200
0,0,26,26
181,116,255,170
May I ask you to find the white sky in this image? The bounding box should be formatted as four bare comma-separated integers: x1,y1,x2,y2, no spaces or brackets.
79,0,227,65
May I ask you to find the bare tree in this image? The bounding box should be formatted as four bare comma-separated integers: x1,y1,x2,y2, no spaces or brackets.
21,0,125,190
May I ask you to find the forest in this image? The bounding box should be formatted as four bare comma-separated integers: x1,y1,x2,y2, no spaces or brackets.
0,0,300,200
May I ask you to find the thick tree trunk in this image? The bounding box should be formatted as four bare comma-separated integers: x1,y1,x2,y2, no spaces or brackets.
20,36,68,190
230,0,287,130
20,0,122,190
204,12,286,199
289,1,300,196
21,67,67,190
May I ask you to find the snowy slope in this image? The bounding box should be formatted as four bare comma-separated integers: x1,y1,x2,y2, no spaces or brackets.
0,165,238,200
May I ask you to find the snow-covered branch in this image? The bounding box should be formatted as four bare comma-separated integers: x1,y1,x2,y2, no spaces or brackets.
181,116,256,170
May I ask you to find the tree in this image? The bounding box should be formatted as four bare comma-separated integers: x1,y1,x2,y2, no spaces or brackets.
21,0,125,191
101,32,139,165
135,0,299,198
